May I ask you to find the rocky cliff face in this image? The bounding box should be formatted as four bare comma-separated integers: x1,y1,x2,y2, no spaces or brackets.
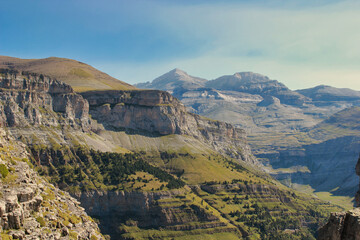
0,127,103,239
76,188,227,238
81,90,257,164
265,136,360,196
0,69,256,165
0,69,90,130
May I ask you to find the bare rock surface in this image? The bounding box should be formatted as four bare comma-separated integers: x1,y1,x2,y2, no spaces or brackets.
0,69,90,130
0,127,103,239
318,209,360,240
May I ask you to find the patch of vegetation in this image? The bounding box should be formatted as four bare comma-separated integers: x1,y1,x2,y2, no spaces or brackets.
90,235,98,240
315,191,354,211
0,164,9,178
69,230,78,240
2,173,18,184
0,233,13,240
41,187,56,201
36,216,46,227
29,145,185,192
194,183,341,240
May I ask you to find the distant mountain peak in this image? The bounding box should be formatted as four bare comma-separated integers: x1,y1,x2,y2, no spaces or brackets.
162,68,190,78
135,69,207,92
171,68,187,74
206,72,307,105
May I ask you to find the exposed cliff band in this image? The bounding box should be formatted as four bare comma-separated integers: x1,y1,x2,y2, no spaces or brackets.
0,69,90,129
81,90,256,164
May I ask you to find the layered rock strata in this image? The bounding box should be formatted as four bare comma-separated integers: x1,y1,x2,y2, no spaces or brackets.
81,90,257,164
76,189,231,238
0,69,90,130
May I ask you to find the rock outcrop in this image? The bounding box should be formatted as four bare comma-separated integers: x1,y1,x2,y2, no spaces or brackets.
318,209,360,240
0,127,103,239
0,69,90,130
257,95,281,107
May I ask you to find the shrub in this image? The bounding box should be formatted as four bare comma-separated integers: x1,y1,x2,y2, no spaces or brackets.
36,216,46,227
0,164,9,178
91,235,98,240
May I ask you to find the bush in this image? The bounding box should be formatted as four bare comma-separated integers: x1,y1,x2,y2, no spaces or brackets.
0,164,9,178
91,235,98,240
36,216,46,227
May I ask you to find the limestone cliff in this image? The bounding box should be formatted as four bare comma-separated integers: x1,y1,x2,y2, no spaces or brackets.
76,188,230,237
81,90,257,164
0,69,90,130
266,136,360,196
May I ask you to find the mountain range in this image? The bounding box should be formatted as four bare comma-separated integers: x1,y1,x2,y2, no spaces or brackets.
0,55,347,239
136,68,360,201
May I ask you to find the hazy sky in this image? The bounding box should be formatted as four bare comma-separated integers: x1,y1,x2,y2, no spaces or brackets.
1,0,360,90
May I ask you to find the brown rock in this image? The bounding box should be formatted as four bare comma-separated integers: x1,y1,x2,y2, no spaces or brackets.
318,209,360,240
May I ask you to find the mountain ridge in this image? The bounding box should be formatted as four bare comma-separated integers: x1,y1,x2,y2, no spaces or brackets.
296,84,360,101
0,55,136,92
136,68,360,205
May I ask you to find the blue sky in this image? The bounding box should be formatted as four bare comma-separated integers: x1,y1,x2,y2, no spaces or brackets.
1,0,360,89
